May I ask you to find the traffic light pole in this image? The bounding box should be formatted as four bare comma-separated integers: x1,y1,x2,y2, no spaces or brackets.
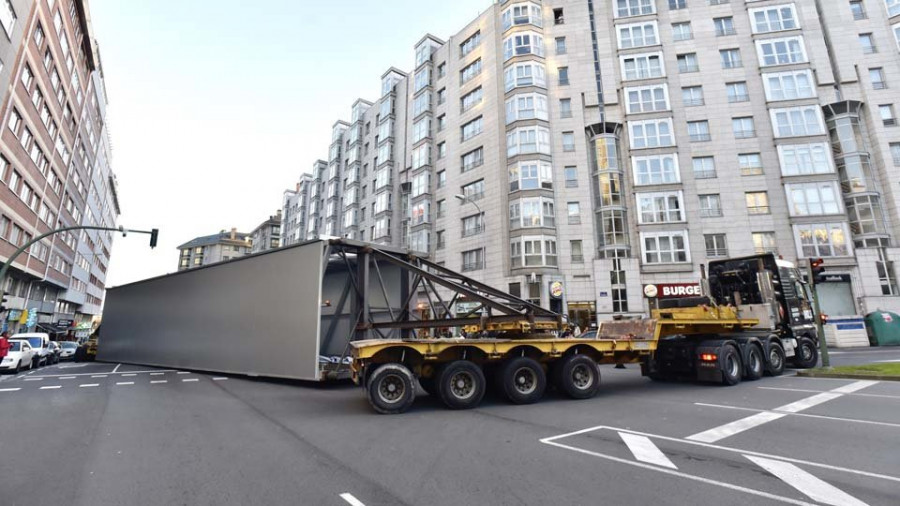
806,259,831,368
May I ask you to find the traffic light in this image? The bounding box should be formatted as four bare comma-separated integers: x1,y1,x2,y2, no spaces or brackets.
809,258,825,284
0,291,7,313
149,228,159,249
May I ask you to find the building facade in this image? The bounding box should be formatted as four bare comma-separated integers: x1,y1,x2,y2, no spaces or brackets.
298,0,900,326
177,228,251,271
249,210,282,254
281,173,312,247
0,0,120,334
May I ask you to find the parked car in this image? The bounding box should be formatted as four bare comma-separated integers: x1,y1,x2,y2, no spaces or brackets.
0,340,36,373
46,341,61,364
59,341,78,360
11,333,51,367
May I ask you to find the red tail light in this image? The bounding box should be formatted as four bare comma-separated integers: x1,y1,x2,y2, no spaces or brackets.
700,353,717,362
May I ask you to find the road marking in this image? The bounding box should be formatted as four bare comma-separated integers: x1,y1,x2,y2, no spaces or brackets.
831,380,879,394
91,375,107,378
0,388,21,392
112,364,121,373
59,376,76,380
182,378,199,382
695,402,900,429
150,380,167,384
687,411,786,443
122,374,136,377
619,432,677,469
116,381,134,386
775,393,843,413
875,359,900,363
23,377,43,381
339,493,366,506
79,384,99,388
212,377,227,381
177,371,190,375
40,385,61,390
746,455,869,506
28,369,176,378
759,387,900,400
150,372,164,376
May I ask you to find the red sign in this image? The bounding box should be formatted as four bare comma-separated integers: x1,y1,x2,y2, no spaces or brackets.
655,283,702,299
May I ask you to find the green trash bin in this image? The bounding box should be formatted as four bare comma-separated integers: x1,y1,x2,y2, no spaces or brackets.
865,311,900,346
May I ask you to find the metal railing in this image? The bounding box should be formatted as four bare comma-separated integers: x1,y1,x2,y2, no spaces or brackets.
728,93,749,103
747,206,771,215
461,225,484,238
716,27,737,37
700,208,723,218
571,254,584,263
690,133,711,142
734,129,756,139
679,64,699,73
461,261,484,272
683,98,705,107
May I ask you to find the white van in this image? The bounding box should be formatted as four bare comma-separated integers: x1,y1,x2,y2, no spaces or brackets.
11,333,51,367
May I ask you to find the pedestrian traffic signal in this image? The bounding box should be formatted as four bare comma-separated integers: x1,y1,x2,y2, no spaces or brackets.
149,228,159,249
0,291,7,313
809,258,825,284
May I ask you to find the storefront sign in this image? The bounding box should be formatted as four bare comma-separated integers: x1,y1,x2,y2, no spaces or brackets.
57,319,74,327
819,274,851,283
549,281,564,299
643,283,701,299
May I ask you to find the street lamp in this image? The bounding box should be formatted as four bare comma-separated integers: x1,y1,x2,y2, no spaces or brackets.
455,194,484,235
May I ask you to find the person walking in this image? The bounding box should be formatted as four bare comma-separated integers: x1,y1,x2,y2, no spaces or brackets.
0,331,10,361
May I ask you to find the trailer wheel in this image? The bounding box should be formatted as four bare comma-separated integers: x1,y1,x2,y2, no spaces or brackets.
793,338,818,369
745,345,764,381
436,361,486,410
766,342,786,377
499,357,546,404
720,346,742,386
556,355,600,399
366,363,416,414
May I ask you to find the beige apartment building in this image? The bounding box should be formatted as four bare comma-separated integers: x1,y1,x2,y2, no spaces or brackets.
291,0,900,326
176,228,251,271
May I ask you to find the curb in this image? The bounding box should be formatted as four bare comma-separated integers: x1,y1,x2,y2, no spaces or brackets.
796,370,900,381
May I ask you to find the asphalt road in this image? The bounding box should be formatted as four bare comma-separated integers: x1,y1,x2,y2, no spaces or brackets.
1,347,898,506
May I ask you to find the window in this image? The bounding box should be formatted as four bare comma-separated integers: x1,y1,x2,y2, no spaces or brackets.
859,33,876,54
414,68,431,93
888,0,900,17
374,192,392,214
560,98,572,118
0,0,15,38
21,64,33,90
556,37,567,54
562,132,575,152
7,108,21,135
870,68,887,89
732,117,756,138
763,69,815,101
682,86,704,106
461,213,484,237
460,31,481,57
506,125,551,156
785,182,841,216
413,92,431,116
411,171,430,196
460,58,482,85
437,115,446,132
632,154,680,185
891,142,900,165
503,32,544,61
850,2,866,20
34,23,43,46
876,248,898,296
746,192,770,215
629,118,674,149
505,62,546,91
565,166,578,187
462,147,484,172
749,4,799,33
669,0,687,9
501,3,543,30
771,106,824,137
461,87,483,112
411,145,431,170
461,116,483,141
677,53,699,73
567,202,581,224
879,104,896,126
616,0,656,18
462,179,485,200
753,232,778,254
847,195,887,235
756,36,807,66
436,200,446,219
699,194,723,218
688,120,710,142
625,84,670,113
374,217,391,239
554,7,564,24
714,17,736,37
794,223,851,257
739,153,764,176
412,117,431,143
505,92,549,123
437,88,446,105
375,168,391,189
720,48,742,69
637,191,684,223
693,157,717,179
461,248,484,271
726,81,749,103
672,22,692,41
570,240,584,263
705,234,728,257
558,67,569,86
437,170,446,188
411,201,431,225
510,236,557,268
620,52,664,80
618,21,659,49
509,160,553,191
641,231,689,264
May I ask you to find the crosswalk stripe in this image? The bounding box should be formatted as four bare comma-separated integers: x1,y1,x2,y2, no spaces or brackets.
775,393,842,413
831,380,878,394
619,432,677,469
687,411,786,443
745,455,869,506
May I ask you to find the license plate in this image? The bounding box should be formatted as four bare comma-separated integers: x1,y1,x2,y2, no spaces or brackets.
782,339,796,358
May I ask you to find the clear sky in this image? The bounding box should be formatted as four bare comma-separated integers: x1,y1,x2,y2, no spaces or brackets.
91,0,491,286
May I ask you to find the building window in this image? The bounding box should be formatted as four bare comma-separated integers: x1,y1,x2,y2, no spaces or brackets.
794,223,851,257
436,199,446,219
677,53,699,73
699,194,723,218
632,154,680,185
763,69,815,101
562,132,575,152
641,231,689,264
726,81,749,103
461,147,484,172
460,86,483,112
850,1,867,19
739,153,764,176
692,156,717,179
502,3,543,30
509,160,553,191
412,117,431,143
637,191,684,224
785,182,841,216
558,66,569,86
620,52,664,80
505,62,546,91
682,86,703,106
414,67,431,93
507,125,551,156
618,21,659,49
890,142,900,165
778,143,834,175
460,58,482,85
462,248,484,271
672,22,692,41
570,240,584,263
732,117,756,138
567,202,581,224
505,92,549,123
556,37,567,55
509,197,555,229
847,195,886,235
437,170,446,188
746,192,770,215
510,236,557,268
629,118,674,148
554,8,564,24
877,248,898,295
714,17,736,37
870,68,887,89
460,31,481,57
770,106,824,137
749,4,799,33
437,142,446,159
879,104,897,126
756,36,808,66
616,0,656,18
705,234,728,258
560,98,572,118
625,84,669,113
462,179,485,201
688,120,710,142
503,32,545,61
859,33,877,54
564,166,578,187
0,0,15,38
669,0,687,9
437,88,446,105
461,116,483,142
888,0,900,17
461,213,484,237
720,48,742,69
753,232,777,254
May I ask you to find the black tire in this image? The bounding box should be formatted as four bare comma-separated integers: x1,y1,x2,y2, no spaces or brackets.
498,357,546,404
793,338,819,369
365,363,416,415
14,360,21,374
744,345,764,381
766,342,786,376
720,346,742,386
436,360,486,410
555,354,601,399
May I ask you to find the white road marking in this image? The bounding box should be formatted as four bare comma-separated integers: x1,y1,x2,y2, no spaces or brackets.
150,372,164,376
150,380,167,384
116,382,134,386
0,388,21,392
40,385,61,390
758,387,900,400
111,364,121,373
687,411,787,443
91,375,107,378
746,455,869,506
695,402,900,429
182,378,199,383
619,432,678,469
831,380,878,394
339,493,366,506
122,374,136,377
59,376,76,380
23,377,43,381
874,359,900,363
775,393,843,413
177,371,190,375
28,369,176,378
212,377,227,381
79,384,99,388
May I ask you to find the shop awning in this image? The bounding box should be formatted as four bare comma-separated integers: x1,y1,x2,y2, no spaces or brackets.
37,323,67,334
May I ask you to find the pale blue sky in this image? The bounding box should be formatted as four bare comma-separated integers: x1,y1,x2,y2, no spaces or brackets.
93,0,490,285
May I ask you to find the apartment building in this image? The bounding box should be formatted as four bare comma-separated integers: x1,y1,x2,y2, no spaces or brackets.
295,0,900,326
177,228,251,271
0,0,120,333
249,210,282,254
281,173,312,247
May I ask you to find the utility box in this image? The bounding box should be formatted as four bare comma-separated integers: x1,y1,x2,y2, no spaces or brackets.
865,311,900,346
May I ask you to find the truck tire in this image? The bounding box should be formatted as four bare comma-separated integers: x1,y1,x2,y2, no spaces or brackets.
766,342,786,377
499,357,546,404
744,345,764,381
365,363,416,415
436,360,486,410
720,346,742,386
555,354,600,399
793,338,818,369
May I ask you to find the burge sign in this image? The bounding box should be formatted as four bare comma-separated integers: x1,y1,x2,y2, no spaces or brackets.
644,283,701,299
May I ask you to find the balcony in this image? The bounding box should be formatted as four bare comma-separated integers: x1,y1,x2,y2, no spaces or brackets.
678,64,699,74
884,118,897,127
706,248,728,257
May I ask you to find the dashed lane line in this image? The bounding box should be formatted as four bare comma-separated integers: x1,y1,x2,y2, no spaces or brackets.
116,382,134,386
91,375,107,378
23,377,43,381
339,493,366,506
79,384,99,388
39,386,61,390
150,372,164,376
212,377,227,381
59,376,76,380
0,388,21,392
150,380,167,384
746,456,869,506
27,369,177,378
122,374,136,377
176,372,190,375
182,378,199,383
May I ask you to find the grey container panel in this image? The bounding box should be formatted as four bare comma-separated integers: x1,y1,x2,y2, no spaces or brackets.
100,241,325,381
